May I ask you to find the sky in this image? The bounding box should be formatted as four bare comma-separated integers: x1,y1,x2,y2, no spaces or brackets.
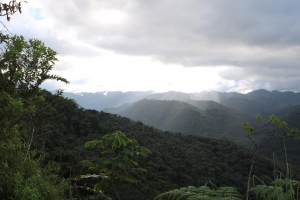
4,0,300,93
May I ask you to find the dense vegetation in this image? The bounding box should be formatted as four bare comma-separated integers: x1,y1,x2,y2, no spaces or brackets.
108,99,300,169
1,61,298,199
0,34,69,199
2,80,300,199
145,90,300,118
1,9,300,200
153,185,243,200
36,98,300,199
117,99,255,144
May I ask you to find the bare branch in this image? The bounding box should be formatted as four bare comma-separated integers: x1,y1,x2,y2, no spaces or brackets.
0,21,12,35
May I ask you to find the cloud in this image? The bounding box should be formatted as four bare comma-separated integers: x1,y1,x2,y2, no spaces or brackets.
7,0,300,92
41,1,299,65
53,60,74,71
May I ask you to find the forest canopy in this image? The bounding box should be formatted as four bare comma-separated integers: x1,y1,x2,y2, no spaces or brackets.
1,3,300,200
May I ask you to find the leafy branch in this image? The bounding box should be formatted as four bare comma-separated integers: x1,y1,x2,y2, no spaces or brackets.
243,115,300,200
80,131,151,198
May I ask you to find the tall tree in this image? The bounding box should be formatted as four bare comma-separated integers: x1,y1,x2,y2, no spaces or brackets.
81,131,151,199
0,34,69,199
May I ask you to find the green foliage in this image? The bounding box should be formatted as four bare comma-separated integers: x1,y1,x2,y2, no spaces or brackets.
81,131,151,194
251,173,300,199
0,155,68,200
0,34,68,133
153,185,242,200
243,114,300,200
242,114,300,148
248,128,300,200
118,99,254,144
0,34,69,199
43,100,292,199
0,34,68,95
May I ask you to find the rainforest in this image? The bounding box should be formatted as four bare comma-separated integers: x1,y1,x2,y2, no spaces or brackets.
1,1,300,200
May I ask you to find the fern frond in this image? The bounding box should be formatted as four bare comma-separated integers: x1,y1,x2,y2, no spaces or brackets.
154,185,242,200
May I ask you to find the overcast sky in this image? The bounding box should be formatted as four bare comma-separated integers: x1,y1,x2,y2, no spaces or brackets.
5,0,300,93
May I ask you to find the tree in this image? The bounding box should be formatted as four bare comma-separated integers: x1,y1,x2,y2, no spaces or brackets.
0,34,69,199
0,34,68,159
243,115,300,200
81,131,151,199
0,2,72,199
0,34,68,95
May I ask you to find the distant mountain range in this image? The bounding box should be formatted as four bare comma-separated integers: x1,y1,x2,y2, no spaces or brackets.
63,89,300,167
63,89,300,145
63,89,300,117
143,90,300,117
62,91,153,111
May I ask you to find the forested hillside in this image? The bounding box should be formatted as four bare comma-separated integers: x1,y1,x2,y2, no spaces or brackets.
145,90,300,118
111,99,300,169
66,90,300,117
40,94,300,199
2,8,300,200
118,99,254,144
2,42,298,199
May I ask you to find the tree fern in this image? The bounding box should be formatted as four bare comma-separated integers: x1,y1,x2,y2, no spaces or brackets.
250,179,300,200
153,185,242,200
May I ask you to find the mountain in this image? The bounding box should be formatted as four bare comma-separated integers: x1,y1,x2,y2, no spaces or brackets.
63,90,300,118
112,98,300,168
47,95,300,199
247,89,300,106
118,99,255,145
119,99,214,134
102,103,133,114
145,89,300,118
282,106,300,129
146,91,192,101
146,90,243,103
184,99,225,110
61,89,300,167
62,91,153,111
221,97,271,117
15,90,300,199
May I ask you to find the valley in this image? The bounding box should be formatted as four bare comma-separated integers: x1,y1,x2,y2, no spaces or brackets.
66,90,300,168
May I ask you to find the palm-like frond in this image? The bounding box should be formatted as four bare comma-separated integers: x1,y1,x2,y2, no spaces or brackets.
153,185,242,200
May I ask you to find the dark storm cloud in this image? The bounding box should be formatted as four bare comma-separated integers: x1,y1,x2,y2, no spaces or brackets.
40,0,300,91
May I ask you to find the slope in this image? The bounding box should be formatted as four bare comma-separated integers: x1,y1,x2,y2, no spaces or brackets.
116,98,300,168
62,90,300,118
144,89,300,117
42,94,300,199
118,99,255,144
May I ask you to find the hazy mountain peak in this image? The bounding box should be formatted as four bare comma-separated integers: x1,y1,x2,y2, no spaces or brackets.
63,89,300,116
146,91,191,101
247,89,271,95
62,91,154,111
